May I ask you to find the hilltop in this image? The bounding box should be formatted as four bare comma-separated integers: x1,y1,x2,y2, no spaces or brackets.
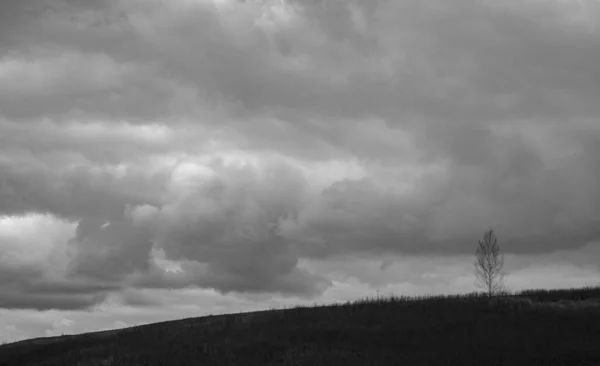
1,287,600,366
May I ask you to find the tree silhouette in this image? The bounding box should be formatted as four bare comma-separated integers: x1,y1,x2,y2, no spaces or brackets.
474,229,505,297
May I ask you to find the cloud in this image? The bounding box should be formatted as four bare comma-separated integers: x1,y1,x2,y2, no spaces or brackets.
0,147,168,219
0,47,199,121
0,49,125,96
1,0,600,315
0,214,114,310
127,158,331,296
1,153,334,304
64,217,154,283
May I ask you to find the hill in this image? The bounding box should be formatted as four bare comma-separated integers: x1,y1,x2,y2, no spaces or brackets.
1,287,600,366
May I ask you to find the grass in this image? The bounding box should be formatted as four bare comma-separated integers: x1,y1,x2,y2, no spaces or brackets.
1,286,600,365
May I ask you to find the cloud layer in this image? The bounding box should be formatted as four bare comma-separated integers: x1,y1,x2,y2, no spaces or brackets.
0,0,599,319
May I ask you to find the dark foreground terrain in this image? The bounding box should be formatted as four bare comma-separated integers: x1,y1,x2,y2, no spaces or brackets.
1,287,600,366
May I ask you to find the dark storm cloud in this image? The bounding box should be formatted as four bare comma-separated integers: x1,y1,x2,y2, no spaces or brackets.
128,159,331,296
64,217,155,282
0,292,107,311
0,260,115,310
0,0,114,47
119,289,163,307
0,152,166,219
1,0,600,310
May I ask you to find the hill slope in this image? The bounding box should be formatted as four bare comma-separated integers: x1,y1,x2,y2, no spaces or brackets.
1,287,600,366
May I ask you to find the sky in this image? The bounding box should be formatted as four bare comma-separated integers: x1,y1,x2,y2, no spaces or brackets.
1,0,600,343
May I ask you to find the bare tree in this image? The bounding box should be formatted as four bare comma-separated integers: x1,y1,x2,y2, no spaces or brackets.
474,229,505,297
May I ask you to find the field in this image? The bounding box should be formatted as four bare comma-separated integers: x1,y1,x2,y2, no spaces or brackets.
1,287,600,366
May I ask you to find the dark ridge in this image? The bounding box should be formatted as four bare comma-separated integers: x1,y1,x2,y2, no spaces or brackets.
1,286,600,365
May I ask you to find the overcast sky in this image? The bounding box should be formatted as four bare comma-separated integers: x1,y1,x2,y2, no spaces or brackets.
1,0,600,343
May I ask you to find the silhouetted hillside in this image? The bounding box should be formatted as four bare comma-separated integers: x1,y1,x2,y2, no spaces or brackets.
1,287,600,366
